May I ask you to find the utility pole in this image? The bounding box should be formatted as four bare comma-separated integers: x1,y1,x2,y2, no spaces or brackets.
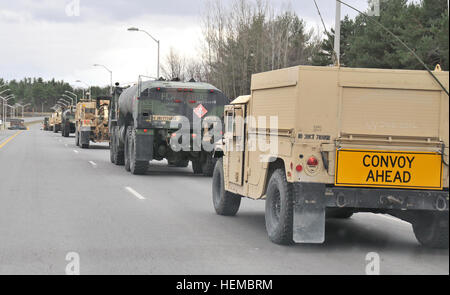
334,0,341,66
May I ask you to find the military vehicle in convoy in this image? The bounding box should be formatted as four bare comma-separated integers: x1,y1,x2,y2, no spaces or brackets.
61,108,76,137
212,65,449,248
75,96,110,149
7,118,26,130
43,117,50,131
51,111,62,133
109,79,228,175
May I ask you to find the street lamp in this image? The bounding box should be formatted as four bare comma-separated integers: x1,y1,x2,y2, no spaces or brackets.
15,103,30,118
93,64,113,94
75,80,91,99
1,94,14,130
58,99,70,107
64,90,78,105
128,27,160,79
62,94,74,105
0,88,11,96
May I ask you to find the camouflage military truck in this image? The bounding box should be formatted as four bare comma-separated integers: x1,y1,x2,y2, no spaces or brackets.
212,65,449,248
61,108,76,137
109,80,228,175
75,96,111,149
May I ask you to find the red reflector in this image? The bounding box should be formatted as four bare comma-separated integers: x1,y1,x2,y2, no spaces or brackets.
143,129,148,133
296,165,303,172
174,99,182,103
177,88,183,92
184,89,189,92
156,88,161,91
171,133,177,138
307,157,319,166
209,90,214,93
189,89,193,92
136,97,140,100
189,100,197,104
192,134,197,138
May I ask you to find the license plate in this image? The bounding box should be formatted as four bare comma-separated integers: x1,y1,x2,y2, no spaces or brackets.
335,149,443,190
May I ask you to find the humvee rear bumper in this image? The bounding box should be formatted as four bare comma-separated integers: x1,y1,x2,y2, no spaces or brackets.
292,183,449,244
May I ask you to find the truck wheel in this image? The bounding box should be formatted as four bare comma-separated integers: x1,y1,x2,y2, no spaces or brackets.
212,158,241,216
265,169,294,245
75,129,80,146
53,125,57,133
192,159,203,174
129,128,148,175
110,138,116,164
201,154,216,177
111,134,125,166
412,212,449,249
170,160,189,167
81,143,89,149
124,127,131,172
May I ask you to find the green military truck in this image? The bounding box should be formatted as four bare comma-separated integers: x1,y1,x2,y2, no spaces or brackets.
109,80,228,175
61,108,76,137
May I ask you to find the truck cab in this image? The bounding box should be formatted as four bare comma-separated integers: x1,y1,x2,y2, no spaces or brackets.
212,65,449,248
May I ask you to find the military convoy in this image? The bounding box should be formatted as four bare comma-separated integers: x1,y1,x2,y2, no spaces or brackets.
109,80,228,175
75,96,111,149
211,65,449,248
40,65,449,249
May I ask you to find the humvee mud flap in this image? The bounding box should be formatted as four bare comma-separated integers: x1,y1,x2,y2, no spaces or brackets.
293,183,326,244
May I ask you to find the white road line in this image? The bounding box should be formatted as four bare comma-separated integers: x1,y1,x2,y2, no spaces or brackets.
125,187,146,200
378,214,410,225
73,150,79,154
89,161,97,167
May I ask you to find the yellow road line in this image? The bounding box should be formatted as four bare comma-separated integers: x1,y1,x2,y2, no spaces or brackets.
0,131,24,149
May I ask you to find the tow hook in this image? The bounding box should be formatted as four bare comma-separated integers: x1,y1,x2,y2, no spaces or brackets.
435,196,448,211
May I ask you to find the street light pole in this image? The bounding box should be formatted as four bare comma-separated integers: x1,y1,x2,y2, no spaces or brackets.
128,27,160,78
334,0,341,66
93,64,113,94
64,91,78,105
75,80,91,100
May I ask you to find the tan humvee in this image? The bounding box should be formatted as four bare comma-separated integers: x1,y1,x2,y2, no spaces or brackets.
50,111,62,133
212,65,449,248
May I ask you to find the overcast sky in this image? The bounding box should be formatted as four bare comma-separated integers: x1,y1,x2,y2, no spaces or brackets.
0,0,373,88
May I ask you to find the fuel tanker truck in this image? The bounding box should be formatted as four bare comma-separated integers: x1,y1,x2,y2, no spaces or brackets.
109,79,229,175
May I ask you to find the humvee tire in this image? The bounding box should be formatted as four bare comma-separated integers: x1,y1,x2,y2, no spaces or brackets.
75,129,80,146
212,158,241,216
201,154,216,177
81,143,89,149
412,212,449,249
124,127,131,172
192,159,203,174
53,125,57,133
265,169,294,245
129,128,148,175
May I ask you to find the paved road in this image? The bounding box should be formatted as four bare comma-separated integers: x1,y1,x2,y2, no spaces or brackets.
0,124,448,275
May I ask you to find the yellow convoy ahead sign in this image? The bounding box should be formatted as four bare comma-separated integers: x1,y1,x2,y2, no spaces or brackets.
335,149,443,190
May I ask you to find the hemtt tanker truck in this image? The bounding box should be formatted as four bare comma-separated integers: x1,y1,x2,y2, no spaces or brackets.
212,65,449,248
109,80,229,175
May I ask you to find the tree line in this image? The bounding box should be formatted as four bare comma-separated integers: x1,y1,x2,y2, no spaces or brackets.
0,77,109,112
163,0,448,99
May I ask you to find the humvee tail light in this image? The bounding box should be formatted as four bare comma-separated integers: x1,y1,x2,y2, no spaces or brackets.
189,100,197,104
296,165,303,172
307,157,319,166
174,99,182,103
